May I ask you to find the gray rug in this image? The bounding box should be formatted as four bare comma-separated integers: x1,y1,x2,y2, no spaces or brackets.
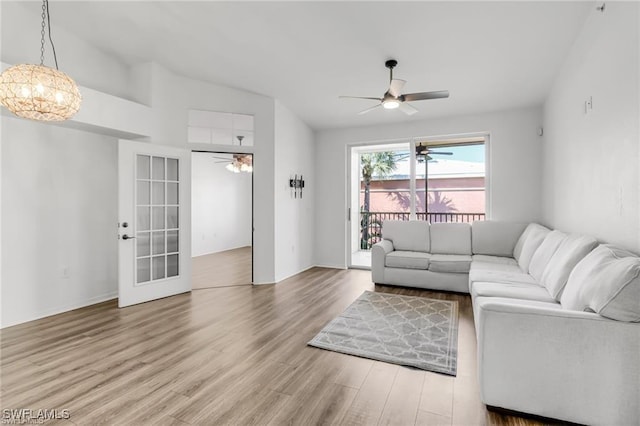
308,291,459,375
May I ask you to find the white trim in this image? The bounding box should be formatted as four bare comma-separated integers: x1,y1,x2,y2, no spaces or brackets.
313,263,348,270
346,140,411,268
484,133,492,219
349,265,371,271
1,292,117,329
274,264,317,283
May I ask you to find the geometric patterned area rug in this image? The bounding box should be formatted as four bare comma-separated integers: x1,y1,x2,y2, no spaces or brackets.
308,291,459,376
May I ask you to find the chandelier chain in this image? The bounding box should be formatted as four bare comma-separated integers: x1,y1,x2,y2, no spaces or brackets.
40,1,46,65
38,0,59,69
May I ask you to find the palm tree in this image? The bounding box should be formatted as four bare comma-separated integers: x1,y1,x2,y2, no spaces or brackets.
360,152,398,249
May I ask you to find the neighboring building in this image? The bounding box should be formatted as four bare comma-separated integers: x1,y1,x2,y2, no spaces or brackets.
360,158,485,214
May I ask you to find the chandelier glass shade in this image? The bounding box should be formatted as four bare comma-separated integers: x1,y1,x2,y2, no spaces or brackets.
0,64,81,121
0,0,81,122
225,154,253,173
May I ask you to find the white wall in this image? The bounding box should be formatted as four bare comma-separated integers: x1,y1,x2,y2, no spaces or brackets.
314,106,543,268
1,117,118,327
542,2,640,253
191,152,252,257
274,101,315,282
136,63,277,284
1,13,282,326
0,2,132,102
1,2,127,328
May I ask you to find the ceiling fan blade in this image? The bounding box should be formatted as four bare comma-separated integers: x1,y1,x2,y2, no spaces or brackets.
429,151,453,155
388,79,406,97
402,90,450,102
358,104,382,115
399,102,418,116
339,96,383,101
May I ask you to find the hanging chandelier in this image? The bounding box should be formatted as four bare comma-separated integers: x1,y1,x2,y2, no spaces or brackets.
0,0,81,121
225,154,253,173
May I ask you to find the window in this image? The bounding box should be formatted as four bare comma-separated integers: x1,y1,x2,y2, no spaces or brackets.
350,136,487,263
415,139,486,223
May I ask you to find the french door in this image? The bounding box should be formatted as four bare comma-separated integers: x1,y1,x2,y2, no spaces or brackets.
118,140,192,307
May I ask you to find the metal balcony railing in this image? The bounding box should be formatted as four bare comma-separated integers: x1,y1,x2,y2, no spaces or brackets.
359,211,486,250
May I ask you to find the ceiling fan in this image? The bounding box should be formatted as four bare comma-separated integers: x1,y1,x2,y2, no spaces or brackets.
212,153,253,173
415,142,453,162
340,59,449,116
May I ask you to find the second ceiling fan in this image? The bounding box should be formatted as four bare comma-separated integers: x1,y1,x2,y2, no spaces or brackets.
340,59,449,116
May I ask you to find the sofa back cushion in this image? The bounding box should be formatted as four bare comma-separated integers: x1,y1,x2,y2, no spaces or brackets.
471,221,527,257
513,223,551,273
382,220,430,252
528,230,567,282
541,234,598,300
561,244,640,322
430,223,471,255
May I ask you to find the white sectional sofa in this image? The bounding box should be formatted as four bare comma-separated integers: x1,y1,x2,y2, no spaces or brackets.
371,220,640,425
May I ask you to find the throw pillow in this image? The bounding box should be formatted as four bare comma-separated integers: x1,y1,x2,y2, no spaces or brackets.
540,234,598,300
514,223,551,273
528,230,567,282
562,244,640,322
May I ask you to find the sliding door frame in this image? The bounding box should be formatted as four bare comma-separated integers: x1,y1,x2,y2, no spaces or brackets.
346,131,491,269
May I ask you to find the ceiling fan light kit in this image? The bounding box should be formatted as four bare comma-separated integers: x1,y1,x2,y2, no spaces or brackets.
0,0,81,122
225,154,253,173
340,59,449,116
382,100,400,109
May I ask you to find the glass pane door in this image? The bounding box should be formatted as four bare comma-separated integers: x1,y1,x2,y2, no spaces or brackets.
135,155,180,285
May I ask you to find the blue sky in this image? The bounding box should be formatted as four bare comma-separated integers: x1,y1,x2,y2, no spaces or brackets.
433,144,484,163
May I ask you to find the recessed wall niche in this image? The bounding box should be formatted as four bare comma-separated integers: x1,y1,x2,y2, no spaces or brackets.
187,109,254,146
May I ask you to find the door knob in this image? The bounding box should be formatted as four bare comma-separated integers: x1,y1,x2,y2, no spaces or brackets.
122,234,136,240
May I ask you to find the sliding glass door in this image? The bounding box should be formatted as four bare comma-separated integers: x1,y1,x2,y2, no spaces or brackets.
349,136,487,268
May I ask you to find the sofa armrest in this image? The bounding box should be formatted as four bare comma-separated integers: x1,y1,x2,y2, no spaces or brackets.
476,297,640,425
371,239,394,283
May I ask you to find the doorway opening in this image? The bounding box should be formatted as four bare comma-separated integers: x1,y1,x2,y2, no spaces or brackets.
348,135,488,269
191,151,253,288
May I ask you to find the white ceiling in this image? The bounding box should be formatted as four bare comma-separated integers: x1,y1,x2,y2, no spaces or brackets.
3,1,592,130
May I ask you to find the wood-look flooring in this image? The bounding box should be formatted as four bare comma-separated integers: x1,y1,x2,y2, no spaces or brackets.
0,268,563,425
192,246,252,289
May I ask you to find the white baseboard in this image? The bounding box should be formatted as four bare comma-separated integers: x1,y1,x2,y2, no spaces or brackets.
313,263,348,270
274,264,318,283
348,265,372,271
2,291,118,329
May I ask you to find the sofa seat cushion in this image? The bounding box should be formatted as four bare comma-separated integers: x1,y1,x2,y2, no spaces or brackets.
385,251,430,270
472,255,518,266
561,244,640,322
540,234,598,300
470,261,522,274
471,281,557,304
469,268,537,286
429,254,472,273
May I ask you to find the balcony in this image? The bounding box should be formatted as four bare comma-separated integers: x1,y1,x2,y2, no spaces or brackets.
359,211,486,250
